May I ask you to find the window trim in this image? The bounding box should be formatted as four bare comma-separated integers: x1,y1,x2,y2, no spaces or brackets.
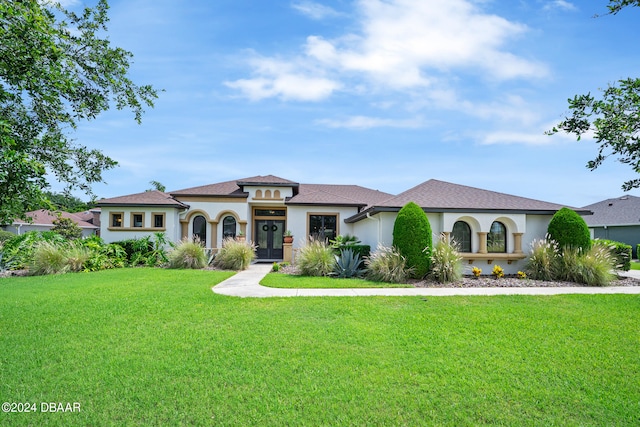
110,212,124,228
130,212,145,228
152,212,166,229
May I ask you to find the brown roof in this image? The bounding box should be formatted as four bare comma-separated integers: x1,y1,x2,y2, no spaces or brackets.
96,190,189,208
13,210,98,229
288,184,393,207
170,175,299,197
346,179,588,222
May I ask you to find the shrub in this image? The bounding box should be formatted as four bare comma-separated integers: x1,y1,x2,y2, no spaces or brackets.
64,244,90,272
492,264,504,279
2,231,66,270
329,234,361,248
168,238,208,269
365,244,413,283
213,238,256,271
593,239,631,271
471,266,482,278
429,237,462,283
296,238,336,276
29,241,69,275
392,201,432,278
577,245,617,286
333,248,364,278
547,207,591,251
525,238,560,281
0,230,15,243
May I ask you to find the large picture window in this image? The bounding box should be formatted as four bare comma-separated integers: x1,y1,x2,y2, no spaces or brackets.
452,221,471,252
309,214,337,241
487,221,506,253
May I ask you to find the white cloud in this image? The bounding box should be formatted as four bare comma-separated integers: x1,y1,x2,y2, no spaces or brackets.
543,1,577,12
291,1,342,20
227,0,549,101
316,115,426,129
224,55,341,101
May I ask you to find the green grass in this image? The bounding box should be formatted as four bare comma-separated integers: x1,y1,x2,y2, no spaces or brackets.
1,268,640,426
630,260,640,270
261,272,413,288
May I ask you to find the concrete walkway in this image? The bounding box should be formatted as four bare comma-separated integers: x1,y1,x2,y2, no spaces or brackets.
212,263,640,298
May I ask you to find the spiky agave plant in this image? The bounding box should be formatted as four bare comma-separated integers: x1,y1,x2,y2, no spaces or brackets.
333,248,364,278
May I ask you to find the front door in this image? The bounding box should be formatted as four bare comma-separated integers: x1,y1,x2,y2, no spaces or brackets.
255,219,284,260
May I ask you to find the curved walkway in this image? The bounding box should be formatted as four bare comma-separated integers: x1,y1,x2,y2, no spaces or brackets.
212,263,640,298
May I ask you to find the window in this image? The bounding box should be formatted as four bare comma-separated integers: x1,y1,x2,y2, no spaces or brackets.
452,221,471,252
111,213,123,228
487,221,506,253
193,215,207,243
132,213,143,228
309,214,337,241
222,216,236,238
153,214,164,228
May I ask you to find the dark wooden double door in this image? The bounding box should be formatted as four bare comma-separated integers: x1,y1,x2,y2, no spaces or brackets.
255,219,284,260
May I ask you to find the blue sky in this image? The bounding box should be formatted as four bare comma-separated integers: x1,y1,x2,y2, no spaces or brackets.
57,0,640,207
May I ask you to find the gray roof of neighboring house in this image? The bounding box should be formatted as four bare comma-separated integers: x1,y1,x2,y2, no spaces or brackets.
13,210,98,229
582,195,640,227
346,179,588,223
96,190,189,208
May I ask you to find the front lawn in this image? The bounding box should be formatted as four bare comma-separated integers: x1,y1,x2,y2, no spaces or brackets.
1,269,639,426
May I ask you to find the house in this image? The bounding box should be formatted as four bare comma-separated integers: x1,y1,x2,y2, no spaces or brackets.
96,175,589,274
3,209,100,238
582,195,640,258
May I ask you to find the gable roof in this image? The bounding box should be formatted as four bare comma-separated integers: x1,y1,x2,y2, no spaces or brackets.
13,210,98,229
96,190,189,208
346,179,588,223
582,195,640,226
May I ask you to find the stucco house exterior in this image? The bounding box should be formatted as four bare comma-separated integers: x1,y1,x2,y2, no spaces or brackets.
3,209,100,238
583,195,640,258
96,175,589,274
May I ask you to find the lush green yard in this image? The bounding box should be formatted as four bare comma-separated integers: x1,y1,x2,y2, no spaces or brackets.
261,272,412,288
630,260,640,270
1,269,639,426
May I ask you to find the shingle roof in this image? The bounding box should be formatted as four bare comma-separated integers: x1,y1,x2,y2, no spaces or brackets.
346,179,587,222
13,210,98,229
96,190,189,208
378,179,578,211
288,184,393,207
171,175,299,197
582,195,640,226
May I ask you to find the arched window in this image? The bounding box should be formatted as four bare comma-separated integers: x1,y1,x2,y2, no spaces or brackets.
193,215,207,244
487,221,506,253
222,216,236,238
452,221,471,252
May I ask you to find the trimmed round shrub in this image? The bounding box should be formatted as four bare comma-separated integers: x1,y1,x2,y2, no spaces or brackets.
547,207,591,251
392,201,432,278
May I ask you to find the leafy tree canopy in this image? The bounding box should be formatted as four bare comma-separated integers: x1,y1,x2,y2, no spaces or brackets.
0,0,158,224
548,1,640,191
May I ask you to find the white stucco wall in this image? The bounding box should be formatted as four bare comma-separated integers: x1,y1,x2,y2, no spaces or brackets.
100,207,182,245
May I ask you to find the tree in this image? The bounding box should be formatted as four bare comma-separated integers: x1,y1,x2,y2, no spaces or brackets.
0,0,158,225
548,1,640,190
392,201,432,278
148,180,166,192
547,207,591,252
52,216,83,240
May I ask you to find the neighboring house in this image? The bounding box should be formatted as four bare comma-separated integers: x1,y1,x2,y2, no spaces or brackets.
96,175,589,274
583,195,640,258
3,209,100,238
